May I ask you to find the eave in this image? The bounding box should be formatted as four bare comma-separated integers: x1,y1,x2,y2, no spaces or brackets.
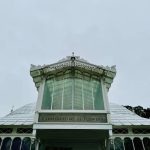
30,57,116,90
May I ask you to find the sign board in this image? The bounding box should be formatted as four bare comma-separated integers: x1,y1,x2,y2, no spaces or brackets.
38,113,107,123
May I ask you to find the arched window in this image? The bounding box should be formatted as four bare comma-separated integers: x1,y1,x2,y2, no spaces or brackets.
124,137,134,150
11,137,21,150
133,137,144,150
143,137,150,150
1,137,12,150
114,137,124,150
21,137,31,150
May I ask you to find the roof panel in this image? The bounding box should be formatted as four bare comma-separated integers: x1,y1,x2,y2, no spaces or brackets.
0,103,35,126
110,103,150,126
0,102,150,126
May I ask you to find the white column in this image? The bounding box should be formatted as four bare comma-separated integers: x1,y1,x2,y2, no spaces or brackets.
72,79,74,110
141,138,145,150
122,139,125,150
19,139,23,150
9,138,13,150
51,78,55,110
82,76,84,110
35,139,40,150
0,138,4,150
109,130,115,150
61,77,65,110
112,139,115,150
131,138,135,150
110,138,115,150
106,138,110,150
30,138,35,150
92,87,95,110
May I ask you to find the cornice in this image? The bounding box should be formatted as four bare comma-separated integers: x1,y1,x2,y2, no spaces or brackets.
30,56,116,90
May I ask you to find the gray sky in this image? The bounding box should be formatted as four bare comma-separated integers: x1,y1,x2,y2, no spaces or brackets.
0,0,150,117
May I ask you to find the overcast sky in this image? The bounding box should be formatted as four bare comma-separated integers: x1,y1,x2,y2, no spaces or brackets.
0,0,150,117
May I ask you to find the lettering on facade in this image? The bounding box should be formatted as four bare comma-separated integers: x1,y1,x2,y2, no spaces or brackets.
38,113,107,123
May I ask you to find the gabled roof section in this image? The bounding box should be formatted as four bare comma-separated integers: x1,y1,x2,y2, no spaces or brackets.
30,55,116,90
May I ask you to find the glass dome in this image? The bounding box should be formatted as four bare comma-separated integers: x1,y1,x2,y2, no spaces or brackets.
42,70,104,110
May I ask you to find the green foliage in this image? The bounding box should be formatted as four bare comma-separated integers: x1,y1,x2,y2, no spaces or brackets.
124,105,150,119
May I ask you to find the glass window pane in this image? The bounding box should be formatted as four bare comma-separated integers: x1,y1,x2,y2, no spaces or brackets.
42,79,53,109
124,138,134,150
133,138,144,150
143,138,150,150
42,71,104,110
83,80,93,110
63,79,73,109
114,137,124,150
93,80,104,110
11,137,21,150
74,79,83,110
1,137,12,150
21,137,31,150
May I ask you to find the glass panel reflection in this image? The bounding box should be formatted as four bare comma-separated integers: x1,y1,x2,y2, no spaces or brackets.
1,137,12,150
114,137,124,150
42,70,104,110
143,138,150,150
11,137,21,150
133,138,144,150
124,137,134,150
21,137,31,150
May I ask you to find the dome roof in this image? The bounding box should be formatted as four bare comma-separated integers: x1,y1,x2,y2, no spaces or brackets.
0,102,150,126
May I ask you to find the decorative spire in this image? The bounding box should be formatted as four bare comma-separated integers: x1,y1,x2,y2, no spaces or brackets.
72,52,74,56
71,52,75,61
10,105,14,113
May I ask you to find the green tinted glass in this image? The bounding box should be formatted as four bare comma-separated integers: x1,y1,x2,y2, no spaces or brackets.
42,71,104,110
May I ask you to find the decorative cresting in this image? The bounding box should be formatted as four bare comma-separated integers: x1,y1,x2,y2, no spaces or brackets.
30,55,116,90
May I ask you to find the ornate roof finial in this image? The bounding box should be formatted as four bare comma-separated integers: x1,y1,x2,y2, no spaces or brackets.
72,52,74,56
10,105,14,113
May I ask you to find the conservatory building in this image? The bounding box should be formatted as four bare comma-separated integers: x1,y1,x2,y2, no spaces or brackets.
0,55,150,150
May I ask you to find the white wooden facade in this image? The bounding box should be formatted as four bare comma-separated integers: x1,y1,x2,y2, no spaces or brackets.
0,55,149,150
